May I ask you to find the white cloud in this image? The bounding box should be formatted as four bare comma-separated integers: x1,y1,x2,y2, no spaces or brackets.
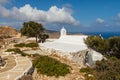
0,4,80,26
112,13,120,26
96,18,104,23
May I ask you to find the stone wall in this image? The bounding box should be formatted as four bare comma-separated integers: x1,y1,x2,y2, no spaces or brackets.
40,46,103,67
71,49,89,66
40,46,89,66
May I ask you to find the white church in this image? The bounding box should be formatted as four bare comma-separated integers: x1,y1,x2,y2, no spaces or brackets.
40,27,103,66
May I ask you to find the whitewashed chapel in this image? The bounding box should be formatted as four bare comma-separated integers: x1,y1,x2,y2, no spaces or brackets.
40,27,103,66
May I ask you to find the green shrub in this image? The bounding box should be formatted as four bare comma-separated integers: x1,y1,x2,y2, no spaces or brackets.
93,57,120,80
80,67,93,74
107,36,120,57
6,48,20,52
25,43,38,48
33,55,70,77
14,42,38,48
6,48,30,56
14,43,26,47
84,36,120,58
84,36,108,54
80,68,95,80
84,36,120,80
6,48,15,52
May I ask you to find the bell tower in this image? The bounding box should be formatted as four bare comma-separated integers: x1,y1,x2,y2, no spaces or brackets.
60,27,67,37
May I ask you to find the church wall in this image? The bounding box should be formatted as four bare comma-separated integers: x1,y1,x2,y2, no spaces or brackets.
58,35,87,45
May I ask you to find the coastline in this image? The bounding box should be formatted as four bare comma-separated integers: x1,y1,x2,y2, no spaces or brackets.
70,32,120,39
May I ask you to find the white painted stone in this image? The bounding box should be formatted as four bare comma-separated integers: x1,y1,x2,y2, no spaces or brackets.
87,49,103,66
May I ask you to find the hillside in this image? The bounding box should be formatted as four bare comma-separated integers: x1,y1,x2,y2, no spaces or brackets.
0,26,19,37
46,30,60,39
46,30,83,39
0,26,20,48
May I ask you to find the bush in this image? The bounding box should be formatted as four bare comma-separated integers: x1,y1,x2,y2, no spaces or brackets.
39,34,49,43
6,48,30,56
84,36,108,54
107,36,120,57
25,43,38,48
6,48,20,52
85,36,120,58
84,36,120,80
14,43,26,47
80,67,95,80
80,67,93,74
93,57,120,80
14,42,38,48
33,55,70,77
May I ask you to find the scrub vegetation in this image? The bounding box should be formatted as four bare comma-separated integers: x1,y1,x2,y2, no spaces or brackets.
33,55,70,77
14,42,39,48
6,48,30,56
83,36,120,80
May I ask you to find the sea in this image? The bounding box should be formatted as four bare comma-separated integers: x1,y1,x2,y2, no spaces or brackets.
71,32,120,39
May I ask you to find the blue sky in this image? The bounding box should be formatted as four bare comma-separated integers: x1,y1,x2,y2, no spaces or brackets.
0,0,120,32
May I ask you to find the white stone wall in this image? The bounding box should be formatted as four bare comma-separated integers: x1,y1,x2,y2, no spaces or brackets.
87,49,103,66
59,35,87,45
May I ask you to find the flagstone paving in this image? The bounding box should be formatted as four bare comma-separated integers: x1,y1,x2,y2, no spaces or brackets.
0,55,32,80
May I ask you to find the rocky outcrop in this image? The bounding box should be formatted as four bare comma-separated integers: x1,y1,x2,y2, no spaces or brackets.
71,49,89,66
0,26,21,48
